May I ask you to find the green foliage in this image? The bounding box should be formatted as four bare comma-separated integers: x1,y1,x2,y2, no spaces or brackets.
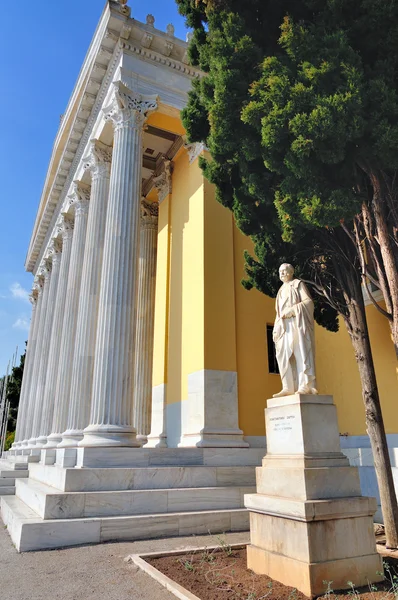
4,431,15,451
176,0,398,332
4,347,26,432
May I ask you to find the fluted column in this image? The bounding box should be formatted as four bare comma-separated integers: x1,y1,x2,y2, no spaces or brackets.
48,183,90,447
133,199,159,444
43,218,75,448
13,288,39,447
81,81,157,447
29,243,63,447
21,283,44,446
25,267,52,447
59,141,112,447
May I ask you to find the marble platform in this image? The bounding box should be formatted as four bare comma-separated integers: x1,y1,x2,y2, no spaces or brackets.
0,459,29,497
1,447,262,552
245,394,383,597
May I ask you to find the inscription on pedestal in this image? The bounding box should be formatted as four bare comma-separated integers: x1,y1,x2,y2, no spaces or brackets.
269,414,296,432
266,395,342,456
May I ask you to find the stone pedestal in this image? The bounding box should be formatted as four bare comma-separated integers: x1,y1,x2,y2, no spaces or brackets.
245,394,383,597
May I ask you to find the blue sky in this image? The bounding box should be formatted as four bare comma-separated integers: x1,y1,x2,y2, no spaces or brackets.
0,0,188,375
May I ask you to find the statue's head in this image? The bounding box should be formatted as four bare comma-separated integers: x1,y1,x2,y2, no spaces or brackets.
279,263,294,283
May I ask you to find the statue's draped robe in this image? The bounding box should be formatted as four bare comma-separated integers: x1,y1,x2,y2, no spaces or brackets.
273,279,316,392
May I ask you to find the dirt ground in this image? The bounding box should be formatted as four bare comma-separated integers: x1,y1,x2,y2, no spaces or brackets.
0,524,249,600
149,546,397,600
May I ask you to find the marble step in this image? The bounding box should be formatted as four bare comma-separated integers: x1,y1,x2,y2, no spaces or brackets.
15,478,255,520
0,486,16,495
9,454,40,464
0,470,28,479
28,463,256,492
1,495,249,552
0,478,15,486
0,460,29,471
74,446,264,468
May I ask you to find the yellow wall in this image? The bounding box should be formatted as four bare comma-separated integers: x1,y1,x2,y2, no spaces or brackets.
233,227,281,436
232,227,398,437
165,150,205,404
149,110,398,438
203,178,237,372
152,196,170,388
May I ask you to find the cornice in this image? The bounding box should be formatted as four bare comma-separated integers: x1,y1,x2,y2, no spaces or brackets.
120,40,201,79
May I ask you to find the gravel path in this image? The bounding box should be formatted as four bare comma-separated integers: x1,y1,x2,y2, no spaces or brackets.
0,523,249,600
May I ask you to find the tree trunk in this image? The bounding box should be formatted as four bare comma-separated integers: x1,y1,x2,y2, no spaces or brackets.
343,278,398,548
369,172,398,358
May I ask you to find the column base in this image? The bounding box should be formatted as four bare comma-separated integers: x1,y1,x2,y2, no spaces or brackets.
43,433,63,449
147,383,167,448
26,438,39,450
35,436,49,448
145,434,168,448
58,430,84,448
136,434,147,447
178,429,250,448
79,425,141,448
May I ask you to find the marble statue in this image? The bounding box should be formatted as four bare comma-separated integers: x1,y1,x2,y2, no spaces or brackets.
272,264,318,397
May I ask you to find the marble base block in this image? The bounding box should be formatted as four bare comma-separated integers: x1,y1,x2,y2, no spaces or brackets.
245,394,383,597
247,543,382,598
178,370,249,448
55,448,77,468
40,449,56,466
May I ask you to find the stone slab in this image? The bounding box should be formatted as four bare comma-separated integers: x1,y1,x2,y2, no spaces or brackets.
247,544,383,597
265,395,342,457
27,463,255,492
1,494,249,552
15,477,255,520
244,493,376,522
75,447,264,468
248,510,378,563
0,487,16,495
256,465,361,500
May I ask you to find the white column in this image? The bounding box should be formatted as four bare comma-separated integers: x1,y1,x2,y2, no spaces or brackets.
30,242,63,447
13,288,39,447
81,81,157,448
42,218,74,448
48,183,90,447
21,283,44,447
26,266,52,447
59,141,112,447
146,166,172,449
133,199,158,444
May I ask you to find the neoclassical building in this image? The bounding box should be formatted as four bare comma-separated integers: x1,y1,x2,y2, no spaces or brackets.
1,0,397,551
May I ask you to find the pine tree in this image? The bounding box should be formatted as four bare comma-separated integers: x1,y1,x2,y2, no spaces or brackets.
177,0,398,547
6,348,26,431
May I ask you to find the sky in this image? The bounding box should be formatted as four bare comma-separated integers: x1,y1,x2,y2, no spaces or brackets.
0,0,188,376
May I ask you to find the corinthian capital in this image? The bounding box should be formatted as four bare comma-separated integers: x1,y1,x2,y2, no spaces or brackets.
103,81,158,131
83,139,112,180
153,160,172,203
60,213,75,240
140,198,159,230
29,287,39,305
184,141,206,164
67,181,91,216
